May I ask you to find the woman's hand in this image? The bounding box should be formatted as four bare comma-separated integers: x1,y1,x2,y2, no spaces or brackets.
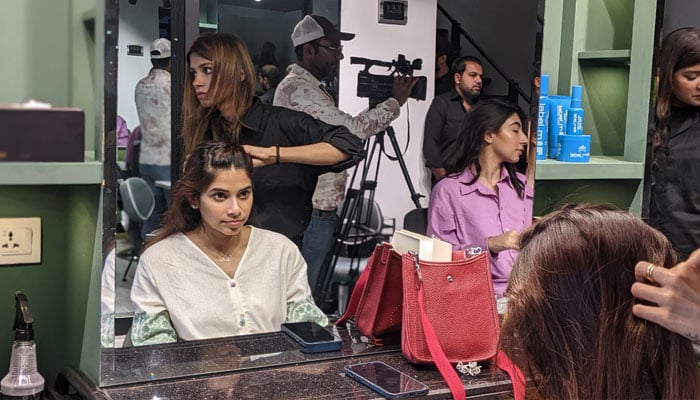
242,144,275,168
631,249,700,343
487,230,520,254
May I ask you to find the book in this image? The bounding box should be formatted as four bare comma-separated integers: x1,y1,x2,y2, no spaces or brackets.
390,229,453,262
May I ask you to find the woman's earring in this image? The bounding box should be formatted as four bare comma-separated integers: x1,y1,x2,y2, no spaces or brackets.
190,204,198,209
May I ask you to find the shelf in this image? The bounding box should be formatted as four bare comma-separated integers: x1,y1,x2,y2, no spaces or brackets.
198,23,218,30
0,161,102,185
578,50,631,63
535,156,643,180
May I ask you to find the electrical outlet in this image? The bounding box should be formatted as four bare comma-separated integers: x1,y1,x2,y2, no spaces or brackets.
0,218,41,265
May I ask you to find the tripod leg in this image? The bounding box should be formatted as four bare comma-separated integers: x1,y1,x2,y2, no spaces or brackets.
384,126,424,209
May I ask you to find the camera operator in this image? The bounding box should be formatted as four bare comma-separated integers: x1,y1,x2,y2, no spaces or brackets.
275,15,417,293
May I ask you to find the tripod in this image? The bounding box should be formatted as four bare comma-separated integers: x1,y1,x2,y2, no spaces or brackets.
314,125,424,313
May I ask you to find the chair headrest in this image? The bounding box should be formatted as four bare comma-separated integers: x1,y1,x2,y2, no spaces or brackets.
119,177,155,222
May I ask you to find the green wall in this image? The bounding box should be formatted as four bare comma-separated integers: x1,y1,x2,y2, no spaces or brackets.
0,0,101,386
0,186,100,387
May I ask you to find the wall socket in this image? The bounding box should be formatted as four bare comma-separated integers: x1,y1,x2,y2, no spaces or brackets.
0,217,41,265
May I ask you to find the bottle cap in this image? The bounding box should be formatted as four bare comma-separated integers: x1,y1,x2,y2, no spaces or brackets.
570,85,583,108
540,74,549,97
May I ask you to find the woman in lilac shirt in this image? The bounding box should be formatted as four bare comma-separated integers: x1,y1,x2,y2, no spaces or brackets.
427,99,533,296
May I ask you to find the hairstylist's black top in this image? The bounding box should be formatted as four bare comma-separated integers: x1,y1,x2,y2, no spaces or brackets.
205,98,364,245
649,105,700,259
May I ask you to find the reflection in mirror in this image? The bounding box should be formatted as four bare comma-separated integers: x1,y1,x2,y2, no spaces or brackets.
103,0,544,381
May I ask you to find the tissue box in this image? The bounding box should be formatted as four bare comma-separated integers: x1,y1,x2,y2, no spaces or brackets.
0,108,84,162
556,134,591,162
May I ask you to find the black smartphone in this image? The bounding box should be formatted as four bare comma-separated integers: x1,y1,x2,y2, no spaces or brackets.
344,361,430,399
280,321,343,353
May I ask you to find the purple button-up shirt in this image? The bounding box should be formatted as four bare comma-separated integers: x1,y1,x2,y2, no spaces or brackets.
427,166,533,296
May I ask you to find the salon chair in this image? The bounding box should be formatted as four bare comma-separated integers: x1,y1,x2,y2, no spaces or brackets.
402,207,428,235
118,176,155,282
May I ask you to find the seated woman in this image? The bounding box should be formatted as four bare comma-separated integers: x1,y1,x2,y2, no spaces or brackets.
130,141,327,346
427,98,533,297
500,203,700,399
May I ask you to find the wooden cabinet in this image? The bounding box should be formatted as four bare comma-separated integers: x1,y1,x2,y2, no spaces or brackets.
534,0,656,215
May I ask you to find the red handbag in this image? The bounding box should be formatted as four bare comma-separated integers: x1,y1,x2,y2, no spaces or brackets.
337,243,525,400
336,243,402,344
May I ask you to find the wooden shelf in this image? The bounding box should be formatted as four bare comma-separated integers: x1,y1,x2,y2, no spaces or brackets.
535,156,643,180
0,162,102,185
578,50,631,63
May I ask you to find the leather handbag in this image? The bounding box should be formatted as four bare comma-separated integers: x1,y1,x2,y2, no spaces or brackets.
401,251,524,400
336,243,525,400
336,242,402,344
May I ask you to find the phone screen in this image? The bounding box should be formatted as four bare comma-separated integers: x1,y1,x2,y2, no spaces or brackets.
281,322,335,343
344,361,429,397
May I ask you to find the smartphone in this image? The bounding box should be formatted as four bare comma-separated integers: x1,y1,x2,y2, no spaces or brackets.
280,321,343,353
344,361,430,399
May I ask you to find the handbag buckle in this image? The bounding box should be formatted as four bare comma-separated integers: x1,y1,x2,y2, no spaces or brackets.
408,250,422,288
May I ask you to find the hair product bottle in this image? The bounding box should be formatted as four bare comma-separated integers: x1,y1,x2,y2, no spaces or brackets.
536,74,549,160
566,85,584,135
0,292,44,399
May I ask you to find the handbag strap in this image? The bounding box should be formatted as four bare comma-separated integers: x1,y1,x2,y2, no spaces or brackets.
416,282,466,400
495,350,526,400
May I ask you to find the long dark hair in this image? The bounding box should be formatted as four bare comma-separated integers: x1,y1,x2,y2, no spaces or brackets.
182,33,258,156
653,27,700,167
500,203,700,400
443,98,526,196
144,141,254,250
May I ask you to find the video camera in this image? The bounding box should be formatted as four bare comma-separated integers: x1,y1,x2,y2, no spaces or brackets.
350,54,427,107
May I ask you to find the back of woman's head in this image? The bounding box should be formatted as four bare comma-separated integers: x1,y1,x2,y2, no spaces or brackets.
145,141,253,247
500,203,699,399
182,33,257,154
444,98,527,193
654,27,700,156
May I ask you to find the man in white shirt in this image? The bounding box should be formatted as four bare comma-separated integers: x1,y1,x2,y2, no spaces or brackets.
275,15,416,294
135,38,172,239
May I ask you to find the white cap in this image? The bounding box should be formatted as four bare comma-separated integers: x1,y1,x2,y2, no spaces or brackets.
291,15,355,47
150,38,171,59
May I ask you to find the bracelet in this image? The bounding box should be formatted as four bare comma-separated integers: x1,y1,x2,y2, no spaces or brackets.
275,144,280,165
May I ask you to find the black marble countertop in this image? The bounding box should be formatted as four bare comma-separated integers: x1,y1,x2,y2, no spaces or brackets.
99,326,514,399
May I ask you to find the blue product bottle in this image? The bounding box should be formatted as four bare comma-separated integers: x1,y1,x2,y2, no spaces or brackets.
566,85,584,135
547,95,570,159
536,75,549,160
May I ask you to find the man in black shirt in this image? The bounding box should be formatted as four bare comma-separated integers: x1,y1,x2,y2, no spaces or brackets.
434,36,454,96
423,56,483,183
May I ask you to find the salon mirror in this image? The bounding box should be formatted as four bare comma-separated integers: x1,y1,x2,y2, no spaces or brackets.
101,0,544,386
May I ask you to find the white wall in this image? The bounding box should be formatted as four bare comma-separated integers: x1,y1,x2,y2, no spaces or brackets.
339,0,438,228
117,0,160,131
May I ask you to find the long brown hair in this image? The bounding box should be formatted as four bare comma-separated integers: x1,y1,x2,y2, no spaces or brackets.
182,33,257,156
500,203,700,400
443,98,527,196
144,141,254,250
653,27,700,167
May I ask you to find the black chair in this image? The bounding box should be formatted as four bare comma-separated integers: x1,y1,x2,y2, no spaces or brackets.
403,208,428,235
118,177,155,281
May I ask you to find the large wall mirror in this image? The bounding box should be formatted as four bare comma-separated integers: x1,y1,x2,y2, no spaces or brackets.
100,0,544,386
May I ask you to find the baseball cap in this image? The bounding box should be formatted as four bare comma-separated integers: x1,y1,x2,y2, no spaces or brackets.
150,38,171,59
291,15,355,47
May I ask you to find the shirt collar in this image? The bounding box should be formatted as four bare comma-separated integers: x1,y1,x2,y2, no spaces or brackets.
456,165,511,196
240,97,264,134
